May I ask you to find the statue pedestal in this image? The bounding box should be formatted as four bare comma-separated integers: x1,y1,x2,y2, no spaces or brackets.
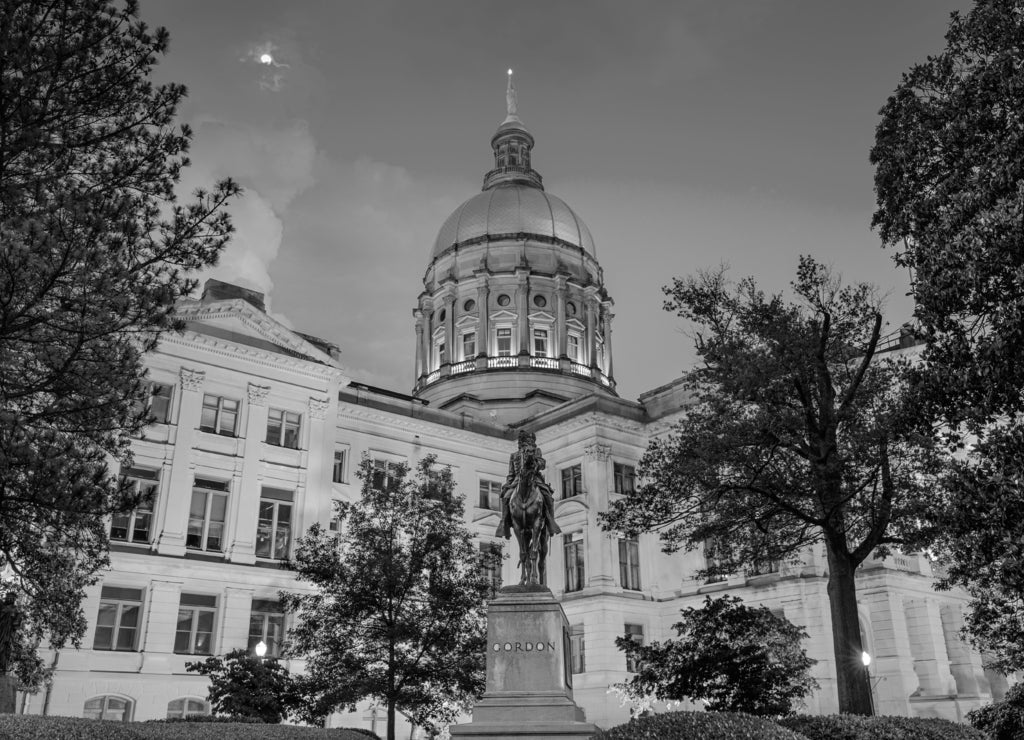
450,586,599,740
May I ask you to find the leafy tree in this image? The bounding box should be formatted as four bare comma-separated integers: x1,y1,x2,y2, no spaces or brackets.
283,455,498,740
185,649,298,723
0,0,238,696
601,258,945,715
871,0,1024,669
616,595,817,716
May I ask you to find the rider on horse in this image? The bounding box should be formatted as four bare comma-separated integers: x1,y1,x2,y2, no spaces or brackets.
494,431,561,540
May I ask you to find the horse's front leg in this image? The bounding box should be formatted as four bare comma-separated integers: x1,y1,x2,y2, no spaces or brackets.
528,519,544,585
513,526,529,585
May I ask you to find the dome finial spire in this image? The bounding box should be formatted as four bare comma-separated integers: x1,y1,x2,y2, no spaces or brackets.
506,68,517,118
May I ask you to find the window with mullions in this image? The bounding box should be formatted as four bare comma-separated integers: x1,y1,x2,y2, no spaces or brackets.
462,331,477,359
563,534,585,593
187,478,228,553
569,624,586,674
613,463,636,495
478,479,502,510
371,459,401,492
266,408,301,449
167,698,209,719
567,333,581,362
256,488,292,560
93,586,143,651
332,449,347,484
618,537,641,591
560,464,583,500
496,327,512,357
175,593,216,655
134,382,173,424
624,623,644,672
110,468,158,544
247,599,285,657
84,696,133,722
533,328,550,356
199,394,238,436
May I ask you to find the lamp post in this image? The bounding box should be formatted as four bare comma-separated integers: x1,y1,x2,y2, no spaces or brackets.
861,650,875,716
255,640,267,662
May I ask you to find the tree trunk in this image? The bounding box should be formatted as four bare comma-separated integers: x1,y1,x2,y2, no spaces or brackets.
824,543,873,715
387,698,396,740
0,673,16,714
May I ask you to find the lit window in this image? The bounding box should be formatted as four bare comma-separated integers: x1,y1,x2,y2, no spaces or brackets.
186,478,228,553
371,459,401,492
619,538,641,591
256,488,293,560
84,696,132,722
463,331,477,359
497,327,512,356
110,468,158,544
560,464,583,500
479,542,503,594
199,394,239,436
175,593,216,655
248,599,285,657
624,623,644,672
613,463,636,495
533,328,549,357
570,624,585,674
167,698,209,720
332,449,347,484
266,408,301,449
478,479,502,510
567,334,580,362
93,586,143,651
563,534,585,593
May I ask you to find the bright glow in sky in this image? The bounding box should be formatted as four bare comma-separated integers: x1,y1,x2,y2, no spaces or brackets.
259,53,273,65
148,1,969,400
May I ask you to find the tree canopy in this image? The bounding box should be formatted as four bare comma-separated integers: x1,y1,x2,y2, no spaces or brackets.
601,258,945,715
0,0,237,690
615,595,817,716
871,0,1024,671
186,649,299,724
283,456,498,740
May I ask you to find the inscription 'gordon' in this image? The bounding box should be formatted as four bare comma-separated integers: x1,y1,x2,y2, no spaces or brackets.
492,641,556,653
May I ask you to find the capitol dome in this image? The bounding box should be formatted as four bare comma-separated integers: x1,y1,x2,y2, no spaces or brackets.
432,184,597,260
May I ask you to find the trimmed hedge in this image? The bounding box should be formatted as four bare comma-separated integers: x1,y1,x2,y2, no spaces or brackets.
780,714,985,740
598,710,811,739
0,715,378,740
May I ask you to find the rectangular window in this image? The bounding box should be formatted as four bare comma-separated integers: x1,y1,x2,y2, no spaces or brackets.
619,537,641,591
497,327,512,357
560,464,583,500
110,468,158,544
199,394,239,436
567,334,580,362
248,599,285,658
462,331,477,359
704,538,730,583
570,624,586,674
266,408,301,449
186,479,228,553
479,542,503,594
533,328,549,356
624,623,644,672
478,479,502,510
256,488,293,560
436,341,446,365
563,534,585,593
371,459,401,492
613,463,636,495
175,594,216,655
332,449,347,484
93,586,143,651
328,500,344,538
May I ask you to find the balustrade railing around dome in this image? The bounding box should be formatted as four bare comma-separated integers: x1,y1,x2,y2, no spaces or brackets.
416,354,613,391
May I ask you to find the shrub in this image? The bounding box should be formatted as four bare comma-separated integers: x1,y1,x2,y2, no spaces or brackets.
0,715,376,740
780,714,985,740
0,715,144,739
598,710,810,739
968,683,1024,740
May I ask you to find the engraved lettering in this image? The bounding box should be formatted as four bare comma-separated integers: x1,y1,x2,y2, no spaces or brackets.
525,642,533,652
504,642,512,652
536,642,545,651
547,641,556,652
514,642,522,652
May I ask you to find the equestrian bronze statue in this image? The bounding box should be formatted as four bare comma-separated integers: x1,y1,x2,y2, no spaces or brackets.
495,431,561,586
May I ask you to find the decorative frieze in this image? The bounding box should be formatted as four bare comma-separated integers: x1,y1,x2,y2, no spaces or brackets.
308,396,330,420
179,368,206,392
584,443,611,461
247,383,271,406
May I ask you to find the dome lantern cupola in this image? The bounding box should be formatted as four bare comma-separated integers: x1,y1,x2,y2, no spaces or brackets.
413,73,616,425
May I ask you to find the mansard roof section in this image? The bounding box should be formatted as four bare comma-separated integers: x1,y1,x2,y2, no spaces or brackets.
174,296,344,371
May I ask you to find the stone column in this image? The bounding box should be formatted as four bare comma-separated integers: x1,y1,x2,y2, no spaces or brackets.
555,275,568,358
227,382,270,565
422,299,434,373
905,598,957,696
476,275,490,358
602,303,615,380
444,293,456,365
220,587,256,653
582,443,615,588
940,602,987,697
413,309,425,381
583,288,599,368
304,395,332,537
141,579,183,653
516,269,530,355
157,368,205,556
863,590,920,717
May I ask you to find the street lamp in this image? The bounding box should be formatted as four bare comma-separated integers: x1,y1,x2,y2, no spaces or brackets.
255,640,267,661
861,651,875,716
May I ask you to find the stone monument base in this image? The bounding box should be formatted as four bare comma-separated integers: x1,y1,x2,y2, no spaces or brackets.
449,586,599,740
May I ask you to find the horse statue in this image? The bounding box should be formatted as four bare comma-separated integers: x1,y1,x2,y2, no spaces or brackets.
495,431,561,587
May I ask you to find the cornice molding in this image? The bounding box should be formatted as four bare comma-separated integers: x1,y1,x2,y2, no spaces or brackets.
337,402,515,447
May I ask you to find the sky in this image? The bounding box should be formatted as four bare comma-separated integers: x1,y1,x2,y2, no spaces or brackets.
146,0,969,401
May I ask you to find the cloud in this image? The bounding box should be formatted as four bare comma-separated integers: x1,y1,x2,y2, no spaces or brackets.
178,119,318,298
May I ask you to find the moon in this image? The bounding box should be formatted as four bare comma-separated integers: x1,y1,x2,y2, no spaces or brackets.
260,53,274,65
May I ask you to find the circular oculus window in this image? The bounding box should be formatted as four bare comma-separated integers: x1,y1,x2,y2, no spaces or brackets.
464,298,476,312
497,294,511,307
533,295,547,308
438,309,446,322
567,301,577,316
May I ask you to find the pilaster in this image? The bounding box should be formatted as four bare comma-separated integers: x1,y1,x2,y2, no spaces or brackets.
554,275,568,359
476,274,490,357
516,268,530,355
905,597,957,697
582,443,614,588
220,587,256,654
158,368,204,556
228,382,269,564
